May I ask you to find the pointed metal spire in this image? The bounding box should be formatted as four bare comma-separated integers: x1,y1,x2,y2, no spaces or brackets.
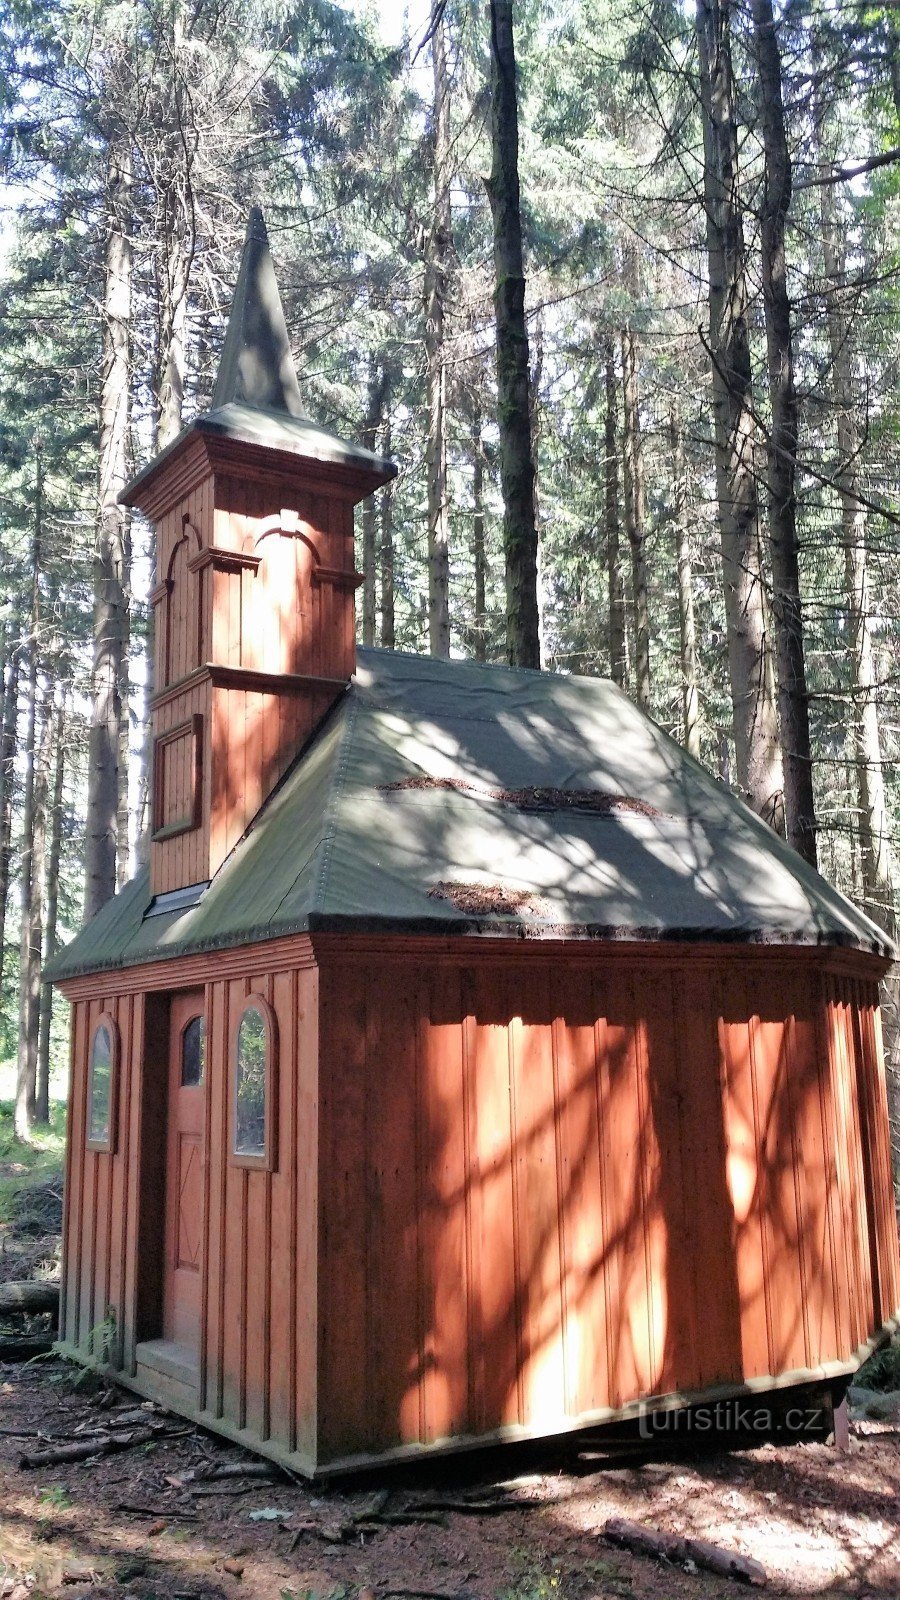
211,208,305,417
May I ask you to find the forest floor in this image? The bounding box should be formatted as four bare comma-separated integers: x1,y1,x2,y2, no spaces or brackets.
1,1108,900,1600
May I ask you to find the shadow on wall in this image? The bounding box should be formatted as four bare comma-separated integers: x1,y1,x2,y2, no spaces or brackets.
318,945,877,1462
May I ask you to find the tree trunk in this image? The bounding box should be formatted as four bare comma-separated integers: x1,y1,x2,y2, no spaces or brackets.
85,141,132,922
820,181,895,935
605,341,627,689
36,690,66,1125
380,414,395,650
487,0,540,669
696,0,784,828
155,223,189,453
0,642,20,996
15,485,43,1141
361,356,386,649
473,420,487,663
425,1,452,658
671,414,701,760
751,0,817,865
621,325,650,708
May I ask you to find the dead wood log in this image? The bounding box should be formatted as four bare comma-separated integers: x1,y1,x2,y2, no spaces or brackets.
177,1459,279,1483
604,1516,766,1586
19,1426,156,1469
0,1281,59,1315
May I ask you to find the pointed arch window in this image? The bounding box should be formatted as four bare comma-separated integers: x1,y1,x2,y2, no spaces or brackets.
86,1015,119,1153
231,998,278,1170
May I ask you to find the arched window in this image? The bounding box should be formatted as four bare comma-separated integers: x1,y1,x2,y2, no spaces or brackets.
181,1014,206,1087
232,998,277,1168
87,1015,118,1152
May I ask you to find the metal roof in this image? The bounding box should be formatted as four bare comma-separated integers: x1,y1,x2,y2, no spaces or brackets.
47,648,892,981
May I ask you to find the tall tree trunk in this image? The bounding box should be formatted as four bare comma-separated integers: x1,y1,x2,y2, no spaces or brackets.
15,487,42,1142
155,228,189,453
605,341,627,689
361,356,386,649
487,0,540,669
380,414,395,650
696,0,784,828
820,181,895,935
621,325,650,708
85,141,132,921
752,0,817,865
36,689,66,1125
0,642,19,996
425,2,452,657
671,414,701,760
473,420,487,663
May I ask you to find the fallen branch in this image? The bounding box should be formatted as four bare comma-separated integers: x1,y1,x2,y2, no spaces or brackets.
115,1501,198,1520
19,1427,156,1469
177,1459,280,1483
0,1281,59,1316
604,1517,766,1586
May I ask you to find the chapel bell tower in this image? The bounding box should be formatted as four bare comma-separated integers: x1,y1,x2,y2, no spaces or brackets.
122,210,395,900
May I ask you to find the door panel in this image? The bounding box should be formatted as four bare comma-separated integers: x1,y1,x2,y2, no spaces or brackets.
164,991,207,1355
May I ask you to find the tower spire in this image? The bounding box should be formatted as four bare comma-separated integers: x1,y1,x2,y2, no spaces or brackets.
211,208,304,417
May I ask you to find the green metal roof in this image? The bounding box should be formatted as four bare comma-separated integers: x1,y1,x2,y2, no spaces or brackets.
47,648,892,982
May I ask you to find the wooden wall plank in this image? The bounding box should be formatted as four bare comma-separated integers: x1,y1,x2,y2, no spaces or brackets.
420,965,469,1443
466,966,519,1433
295,965,319,1459
317,961,369,1458
716,970,771,1379
550,967,608,1419
510,967,567,1430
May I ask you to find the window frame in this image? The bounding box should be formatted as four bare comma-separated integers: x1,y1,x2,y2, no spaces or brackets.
179,1010,207,1088
230,996,278,1171
86,1013,119,1154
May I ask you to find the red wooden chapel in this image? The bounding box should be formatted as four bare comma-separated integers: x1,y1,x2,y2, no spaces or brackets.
49,212,900,1476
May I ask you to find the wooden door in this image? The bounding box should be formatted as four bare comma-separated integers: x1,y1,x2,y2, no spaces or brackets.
163,990,207,1353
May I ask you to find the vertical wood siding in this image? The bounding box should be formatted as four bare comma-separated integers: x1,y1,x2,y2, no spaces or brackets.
62,960,320,1468
315,952,900,1467
60,945,898,1475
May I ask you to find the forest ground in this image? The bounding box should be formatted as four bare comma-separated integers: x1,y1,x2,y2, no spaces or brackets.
1,1107,899,1600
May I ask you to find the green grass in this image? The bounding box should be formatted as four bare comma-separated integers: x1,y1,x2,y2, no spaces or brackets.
0,1098,67,1223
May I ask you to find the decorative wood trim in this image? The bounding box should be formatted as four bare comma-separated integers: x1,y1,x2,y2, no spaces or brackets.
230,996,279,1172
312,566,365,592
200,430,392,503
148,581,171,609
187,547,262,576
86,1013,120,1154
149,664,347,712
151,714,203,841
54,929,890,1005
208,664,348,696
120,432,212,520
58,935,318,1001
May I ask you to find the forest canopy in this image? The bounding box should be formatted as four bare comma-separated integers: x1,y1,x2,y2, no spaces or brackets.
0,0,898,1140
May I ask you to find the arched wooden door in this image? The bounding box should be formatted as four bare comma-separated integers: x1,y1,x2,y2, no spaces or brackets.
163,991,207,1355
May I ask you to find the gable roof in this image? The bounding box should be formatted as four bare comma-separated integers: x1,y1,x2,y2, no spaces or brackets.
48,649,892,982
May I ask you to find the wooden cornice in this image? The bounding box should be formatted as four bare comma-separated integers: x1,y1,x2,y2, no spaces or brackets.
187,546,262,576
149,662,349,711
313,566,365,591
57,933,318,1001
